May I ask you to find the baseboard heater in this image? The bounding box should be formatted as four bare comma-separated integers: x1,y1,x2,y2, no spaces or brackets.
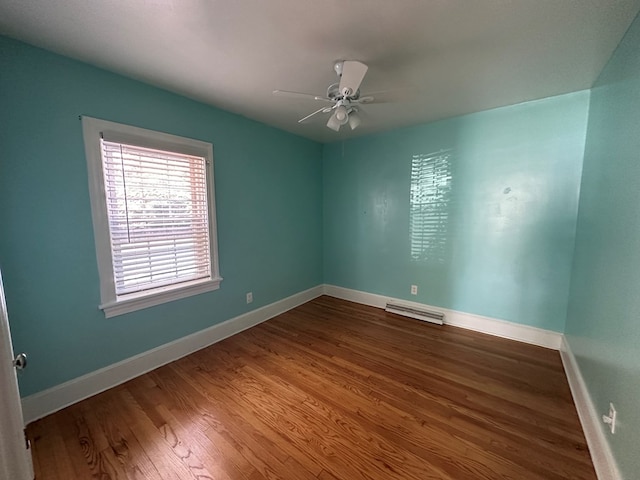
385,302,444,326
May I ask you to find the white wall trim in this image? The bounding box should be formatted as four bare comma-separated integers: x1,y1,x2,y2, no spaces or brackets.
560,336,622,480
322,284,562,350
21,285,323,424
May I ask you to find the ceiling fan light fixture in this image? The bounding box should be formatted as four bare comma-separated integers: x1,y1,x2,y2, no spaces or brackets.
335,105,349,124
348,111,361,130
327,113,341,131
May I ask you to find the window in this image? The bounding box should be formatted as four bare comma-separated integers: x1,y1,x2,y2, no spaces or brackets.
82,116,222,318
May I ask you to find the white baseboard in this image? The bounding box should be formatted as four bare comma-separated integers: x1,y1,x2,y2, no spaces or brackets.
21,285,324,424
560,337,621,480
322,284,562,350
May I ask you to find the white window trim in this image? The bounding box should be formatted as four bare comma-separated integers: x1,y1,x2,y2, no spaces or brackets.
82,116,222,318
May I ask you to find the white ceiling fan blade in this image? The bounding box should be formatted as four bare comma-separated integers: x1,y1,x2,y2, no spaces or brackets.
273,90,332,102
339,61,368,96
358,88,412,103
354,96,375,104
298,106,333,123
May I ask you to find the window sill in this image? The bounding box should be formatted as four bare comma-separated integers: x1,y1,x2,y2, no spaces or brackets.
99,277,223,318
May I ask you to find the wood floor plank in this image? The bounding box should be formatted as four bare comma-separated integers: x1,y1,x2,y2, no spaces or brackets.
231,326,594,479
260,319,582,461
170,355,326,477
267,307,585,438
116,387,205,480
26,296,597,479
86,387,166,479
175,352,378,480
224,336,553,480
169,361,320,480
256,315,591,458
29,415,79,480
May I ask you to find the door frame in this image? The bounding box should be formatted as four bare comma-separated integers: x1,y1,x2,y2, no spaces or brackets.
0,268,34,479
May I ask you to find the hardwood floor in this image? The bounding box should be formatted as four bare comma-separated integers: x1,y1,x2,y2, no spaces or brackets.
27,296,596,479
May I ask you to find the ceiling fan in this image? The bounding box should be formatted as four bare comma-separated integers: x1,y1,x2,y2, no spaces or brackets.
273,60,376,132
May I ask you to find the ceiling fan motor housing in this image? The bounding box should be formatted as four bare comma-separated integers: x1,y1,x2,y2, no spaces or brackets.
327,83,360,101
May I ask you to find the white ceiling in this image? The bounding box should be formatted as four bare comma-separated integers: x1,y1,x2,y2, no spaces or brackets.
1,0,639,143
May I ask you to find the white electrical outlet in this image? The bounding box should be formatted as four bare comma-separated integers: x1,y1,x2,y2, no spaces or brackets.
602,402,617,434
246,292,253,304
411,285,418,295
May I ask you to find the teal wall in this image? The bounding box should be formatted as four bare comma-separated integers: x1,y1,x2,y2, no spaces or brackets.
323,92,590,331
2,32,638,480
565,12,640,479
0,37,323,396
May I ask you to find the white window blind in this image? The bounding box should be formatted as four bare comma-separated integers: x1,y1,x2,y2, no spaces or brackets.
101,140,212,296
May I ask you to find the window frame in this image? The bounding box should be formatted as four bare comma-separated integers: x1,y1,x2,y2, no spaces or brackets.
82,116,222,318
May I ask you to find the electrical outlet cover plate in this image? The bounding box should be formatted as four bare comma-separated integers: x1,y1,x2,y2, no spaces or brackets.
246,292,253,304
608,403,616,434
602,402,617,434
411,285,418,295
